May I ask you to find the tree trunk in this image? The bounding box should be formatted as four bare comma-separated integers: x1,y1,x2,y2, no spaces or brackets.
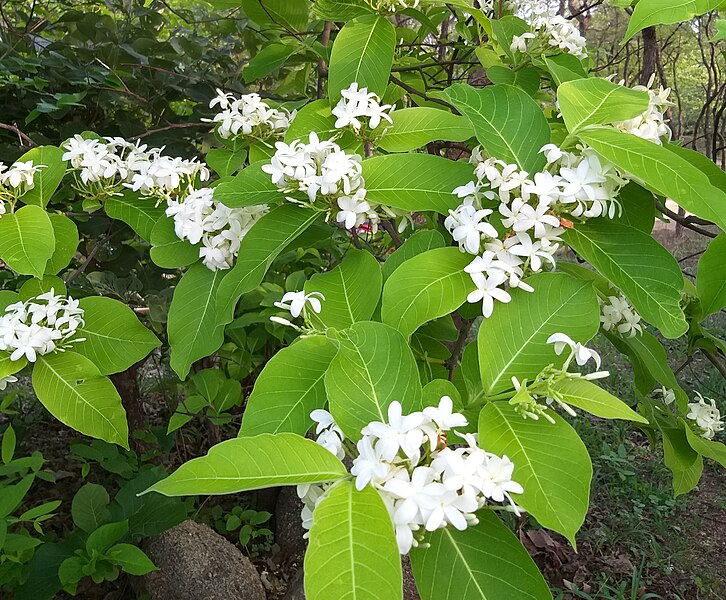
640,26,659,85
111,361,147,450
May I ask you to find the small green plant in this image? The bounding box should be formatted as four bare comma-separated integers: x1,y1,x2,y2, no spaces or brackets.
208,505,273,557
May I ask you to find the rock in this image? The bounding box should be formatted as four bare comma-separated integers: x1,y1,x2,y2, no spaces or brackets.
282,567,305,600
275,486,307,557
139,520,266,600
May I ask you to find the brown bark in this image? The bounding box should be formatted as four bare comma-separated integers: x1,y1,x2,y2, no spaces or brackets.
640,26,660,85
111,361,147,451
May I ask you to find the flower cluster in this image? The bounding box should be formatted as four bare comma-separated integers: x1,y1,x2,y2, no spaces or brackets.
533,14,587,58
365,0,420,12
0,290,85,363
165,187,268,271
299,398,524,555
332,83,394,134
208,90,294,140
614,75,673,145
599,294,643,338
269,289,325,330
0,160,44,209
447,144,626,318
687,393,724,440
62,135,209,199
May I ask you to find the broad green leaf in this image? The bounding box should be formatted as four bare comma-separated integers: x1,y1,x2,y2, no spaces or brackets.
16,146,66,208
150,216,200,269
216,206,323,326
71,483,110,532
363,154,474,214
106,544,157,575
550,378,648,423
712,18,726,41
86,520,128,553
697,233,726,317
486,65,540,96
445,83,550,172
74,296,160,375
623,0,723,43
662,426,703,496
244,43,296,83
410,510,550,600
144,433,347,496
382,230,446,280
32,351,129,448
325,321,422,440
45,214,78,274
2,425,16,464
305,249,382,330
105,191,165,241
313,0,374,20
168,262,225,380
478,272,600,396
422,379,462,410
239,0,309,30
544,54,589,87
0,291,19,312
0,476,33,520
382,247,472,339
240,336,337,436
478,402,592,545
377,108,473,153
684,424,726,468
564,220,687,338
328,15,396,105
0,205,55,278
663,142,726,193
557,78,649,133
489,15,531,59
206,148,248,178
612,183,656,233
0,353,25,379
578,126,726,231
305,481,402,600
19,274,66,300
286,100,346,144
213,161,282,208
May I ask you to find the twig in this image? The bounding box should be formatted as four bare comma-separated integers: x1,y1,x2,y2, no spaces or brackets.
0,122,36,147
64,230,121,283
446,314,474,380
655,201,718,238
702,349,726,382
131,122,211,140
389,75,457,111
317,21,332,99
380,221,402,248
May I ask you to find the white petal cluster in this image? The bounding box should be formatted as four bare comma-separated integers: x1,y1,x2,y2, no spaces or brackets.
449,145,627,319
687,393,724,440
332,83,394,133
547,332,602,370
613,75,673,145
0,160,43,192
273,290,325,319
349,397,522,554
533,14,587,58
0,375,18,391
165,187,267,271
0,290,85,363
208,89,293,140
367,0,420,12
62,135,210,198
599,294,643,338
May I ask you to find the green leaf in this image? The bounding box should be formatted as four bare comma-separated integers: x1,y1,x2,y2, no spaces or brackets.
74,296,160,375
422,379,462,410
285,100,338,143
478,272,600,396
0,476,33,519
305,249,382,330
328,15,396,105
0,205,55,278
46,214,79,274
711,18,726,41
144,433,347,496
445,83,550,172
71,483,110,532
32,351,129,448
578,126,726,231
363,154,474,214
697,233,726,317
150,216,200,269
662,426,703,496
2,424,16,464
410,510,550,600
0,353,25,379
239,0,309,30
58,556,85,593
313,0,374,20
623,0,723,43
244,43,296,83
305,481,402,600
612,183,656,233
478,402,592,545
486,65,541,96
557,78,649,133
106,544,157,575
213,161,282,208
550,378,648,423
206,148,248,178
104,191,165,241
684,425,726,468
240,336,337,436
564,220,687,338
16,146,66,208
216,206,323,326
382,230,446,280
544,54,589,87
489,15,531,59
382,247,472,339
86,520,128,553
168,262,226,380
663,142,726,193
19,274,66,300
377,108,473,152
325,321,422,440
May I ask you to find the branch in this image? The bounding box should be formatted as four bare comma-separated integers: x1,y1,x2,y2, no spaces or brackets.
702,349,726,382
0,123,36,148
389,75,457,111
655,201,718,238
446,314,474,380
130,122,211,141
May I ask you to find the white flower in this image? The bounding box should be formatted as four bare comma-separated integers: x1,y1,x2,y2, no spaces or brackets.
444,204,498,255
547,332,602,369
510,32,536,53
362,401,426,463
687,393,723,440
274,290,325,318
207,90,293,140
540,144,565,164
423,396,468,431
479,454,524,510
467,270,511,318
1,161,43,189
336,189,370,229
0,375,18,390
656,386,676,406
351,436,391,491
332,82,394,131
599,294,642,338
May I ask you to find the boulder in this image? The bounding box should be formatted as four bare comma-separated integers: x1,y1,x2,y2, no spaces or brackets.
140,520,266,600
